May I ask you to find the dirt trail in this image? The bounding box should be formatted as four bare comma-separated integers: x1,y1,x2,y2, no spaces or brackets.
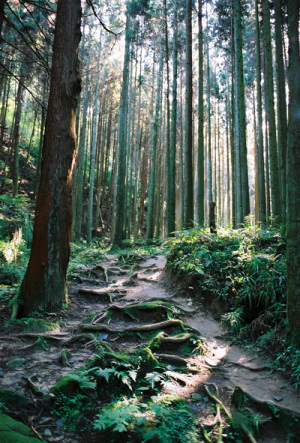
0,252,299,442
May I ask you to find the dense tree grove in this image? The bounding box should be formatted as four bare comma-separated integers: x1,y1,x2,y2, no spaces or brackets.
0,0,299,343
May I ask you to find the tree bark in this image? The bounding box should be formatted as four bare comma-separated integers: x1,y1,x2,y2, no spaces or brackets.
147,48,163,240
233,0,250,225
274,0,288,224
73,27,91,240
254,0,266,225
262,0,281,223
184,0,194,228
197,0,204,226
113,10,131,245
18,0,81,317
286,0,300,346
0,0,5,38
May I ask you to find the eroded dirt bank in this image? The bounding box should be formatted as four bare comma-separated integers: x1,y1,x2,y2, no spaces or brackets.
0,253,299,442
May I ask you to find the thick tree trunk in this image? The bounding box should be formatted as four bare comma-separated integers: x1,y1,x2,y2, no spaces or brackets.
18,0,81,317
286,0,300,346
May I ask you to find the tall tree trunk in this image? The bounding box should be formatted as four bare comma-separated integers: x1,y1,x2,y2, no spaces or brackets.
184,0,194,228
18,0,81,317
34,104,46,198
165,0,173,237
87,53,101,245
286,0,300,346
206,5,213,205
233,0,250,224
73,28,91,240
169,0,178,235
11,80,24,196
254,0,266,225
274,0,287,224
147,48,163,240
262,0,281,223
197,0,204,226
0,0,5,38
113,10,131,245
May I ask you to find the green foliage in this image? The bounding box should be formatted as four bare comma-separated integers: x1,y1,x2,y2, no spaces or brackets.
68,242,107,277
274,345,300,389
16,318,61,333
0,195,33,250
167,227,286,338
94,394,199,443
52,392,92,431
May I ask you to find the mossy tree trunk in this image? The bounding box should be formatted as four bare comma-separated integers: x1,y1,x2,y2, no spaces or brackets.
18,0,81,317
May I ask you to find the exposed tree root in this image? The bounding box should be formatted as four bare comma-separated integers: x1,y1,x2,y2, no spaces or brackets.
204,384,259,443
155,353,188,366
78,288,113,301
228,361,271,372
122,319,185,332
204,383,232,419
78,319,186,334
0,333,69,340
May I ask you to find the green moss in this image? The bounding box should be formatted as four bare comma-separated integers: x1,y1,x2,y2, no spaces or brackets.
0,390,31,409
137,347,160,374
107,301,183,322
6,358,25,369
0,413,46,442
82,312,97,323
19,318,60,333
50,375,80,395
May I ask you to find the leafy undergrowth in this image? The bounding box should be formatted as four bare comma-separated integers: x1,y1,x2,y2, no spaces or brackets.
167,226,299,388
49,329,202,441
51,350,200,442
0,195,33,319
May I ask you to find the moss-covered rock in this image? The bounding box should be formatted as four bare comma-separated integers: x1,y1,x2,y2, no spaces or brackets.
6,359,26,369
0,413,46,442
137,347,160,375
0,390,31,409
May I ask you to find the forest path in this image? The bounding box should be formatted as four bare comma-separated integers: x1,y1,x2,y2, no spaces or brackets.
0,252,299,442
